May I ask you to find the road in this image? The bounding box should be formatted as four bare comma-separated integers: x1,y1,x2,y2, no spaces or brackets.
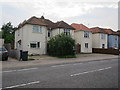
2,58,119,89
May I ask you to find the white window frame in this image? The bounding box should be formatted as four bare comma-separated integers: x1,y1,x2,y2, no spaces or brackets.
30,41,40,48
85,43,88,48
101,34,105,39
84,31,89,38
64,29,70,36
33,25,42,33
102,44,105,48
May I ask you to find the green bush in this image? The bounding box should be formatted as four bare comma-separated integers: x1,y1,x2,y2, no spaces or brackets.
58,55,76,58
28,58,35,61
48,33,75,57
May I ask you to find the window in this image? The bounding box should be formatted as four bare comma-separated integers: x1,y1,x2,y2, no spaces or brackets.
102,44,105,48
85,43,88,48
33,25,42,33
64,29,70,36
30,42,40,48
48,31,50,37
101,34,105,39
84,31,89,38
114,36,117,41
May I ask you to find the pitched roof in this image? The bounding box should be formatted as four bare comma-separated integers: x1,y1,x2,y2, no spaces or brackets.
71,23,92,32
17,16,74,30
54,21,75,30
102,28,118,35
18,16,47,28
39,17,55,30
90,27,108,34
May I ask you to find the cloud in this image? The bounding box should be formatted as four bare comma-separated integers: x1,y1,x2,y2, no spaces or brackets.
0,0,118,31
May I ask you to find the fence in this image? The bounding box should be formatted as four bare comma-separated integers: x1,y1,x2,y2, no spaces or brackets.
4,43,20,60
92,48,120,55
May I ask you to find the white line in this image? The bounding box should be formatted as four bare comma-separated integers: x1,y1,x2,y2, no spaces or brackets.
4,81,40,89
17,68,38,71
73,63,83,65
70,67,112,77
3,68,38,73
51,64,66,67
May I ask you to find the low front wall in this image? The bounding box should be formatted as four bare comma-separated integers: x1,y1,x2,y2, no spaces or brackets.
4,43,20,60
92,48,119,55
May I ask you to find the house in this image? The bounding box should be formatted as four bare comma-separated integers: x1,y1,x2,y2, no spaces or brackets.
15,16,74,55
90,27,108,49
103,29,119,49
71,23,92,53
117,30,120,49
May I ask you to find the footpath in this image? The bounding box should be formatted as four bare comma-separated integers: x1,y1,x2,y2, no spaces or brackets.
1,54,119,69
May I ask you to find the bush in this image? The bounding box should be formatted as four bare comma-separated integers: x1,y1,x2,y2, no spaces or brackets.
58,55,76,58
48,33,75,57
28,58,35,61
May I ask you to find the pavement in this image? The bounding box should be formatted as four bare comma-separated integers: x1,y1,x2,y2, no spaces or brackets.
1,53,119,69
2,58,118,88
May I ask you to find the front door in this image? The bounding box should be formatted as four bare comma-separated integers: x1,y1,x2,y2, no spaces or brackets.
77,44,81,53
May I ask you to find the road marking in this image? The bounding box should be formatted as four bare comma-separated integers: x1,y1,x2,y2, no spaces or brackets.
70,67,112,77
51,63,84,67
51,64,66,67
4,81,40,89
73,63,83,65
2,68,38,73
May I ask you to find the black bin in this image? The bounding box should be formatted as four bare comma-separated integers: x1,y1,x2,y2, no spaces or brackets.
20,50,23,60
22,51,28,61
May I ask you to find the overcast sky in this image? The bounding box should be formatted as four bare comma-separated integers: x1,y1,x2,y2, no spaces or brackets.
0,0,119,31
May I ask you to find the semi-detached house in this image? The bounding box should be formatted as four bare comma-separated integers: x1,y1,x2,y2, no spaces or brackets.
15,16,74,55
71,23,92,53
90,27,108,49
102,28,119,49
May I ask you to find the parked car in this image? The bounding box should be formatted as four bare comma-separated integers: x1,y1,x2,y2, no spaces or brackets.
0,46,8,61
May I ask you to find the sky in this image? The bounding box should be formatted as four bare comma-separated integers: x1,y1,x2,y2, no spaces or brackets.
0,0,119,31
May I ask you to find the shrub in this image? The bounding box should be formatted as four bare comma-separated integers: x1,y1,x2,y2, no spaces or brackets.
48,33,75,57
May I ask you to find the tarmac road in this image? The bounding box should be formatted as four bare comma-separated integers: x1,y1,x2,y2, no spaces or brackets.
2,58,119,89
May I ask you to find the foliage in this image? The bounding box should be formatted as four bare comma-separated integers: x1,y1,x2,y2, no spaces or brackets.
0,31,2,38
1,22,15,44
28,58,35,61
48,33,75,57
58,55,76,58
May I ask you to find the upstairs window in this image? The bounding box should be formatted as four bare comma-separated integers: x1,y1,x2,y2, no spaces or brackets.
64,29,70,36
114,36,117,41
48,31,50,37
30,42,40,48
101,34,105,39
33,25,42,33
84,31,89,38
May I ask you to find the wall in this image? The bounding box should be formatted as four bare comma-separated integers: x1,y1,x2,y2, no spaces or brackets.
92,33,107,48
93,48,119,55
0,39,4,46
15,24,47,55
51,28,74,38
74,30,92,53
4,44,20,60
108,35,118,49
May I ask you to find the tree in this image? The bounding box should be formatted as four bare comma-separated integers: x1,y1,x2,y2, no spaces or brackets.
48,33,75,57
1,22,14,44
